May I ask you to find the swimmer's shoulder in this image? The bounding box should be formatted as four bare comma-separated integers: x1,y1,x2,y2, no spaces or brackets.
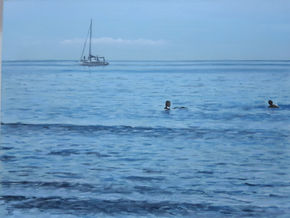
268,105,279,108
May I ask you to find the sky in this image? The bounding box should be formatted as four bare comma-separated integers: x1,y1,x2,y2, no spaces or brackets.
2,0,290,60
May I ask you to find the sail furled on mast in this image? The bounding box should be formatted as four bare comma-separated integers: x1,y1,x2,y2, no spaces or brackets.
89,19,92,60
80,26,90,60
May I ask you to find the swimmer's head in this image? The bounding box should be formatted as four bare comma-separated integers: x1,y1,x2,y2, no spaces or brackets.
165,100,171,107
268,100,273,105
164,100,171,110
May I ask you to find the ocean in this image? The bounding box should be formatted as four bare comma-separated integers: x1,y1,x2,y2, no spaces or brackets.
1,60,290,217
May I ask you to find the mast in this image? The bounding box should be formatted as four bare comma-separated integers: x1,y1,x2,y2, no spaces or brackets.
0,0,3,123
89,19,92,61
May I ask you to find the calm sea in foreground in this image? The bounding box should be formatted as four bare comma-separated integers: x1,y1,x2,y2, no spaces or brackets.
1,60,290,217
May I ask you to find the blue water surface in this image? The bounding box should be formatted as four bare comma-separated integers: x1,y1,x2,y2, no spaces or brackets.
1,60,290,217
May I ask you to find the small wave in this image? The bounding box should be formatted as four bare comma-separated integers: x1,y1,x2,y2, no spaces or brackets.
1,195,285,216
0,155,17,162
197,170,214,175
0,181,166,195
0,146,14,150
48,149,80,156
269,194,289,198
274,104,290,110
125,176,165,182
244,182,290,188
0,196,211,215
0,195,29,202
1,122,289,142
244,182,273,187
47,149,111,157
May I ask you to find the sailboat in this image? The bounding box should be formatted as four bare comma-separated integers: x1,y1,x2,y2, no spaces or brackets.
80,19,109,66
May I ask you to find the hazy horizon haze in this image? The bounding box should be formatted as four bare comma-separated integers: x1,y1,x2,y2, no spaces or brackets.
2,0,290,60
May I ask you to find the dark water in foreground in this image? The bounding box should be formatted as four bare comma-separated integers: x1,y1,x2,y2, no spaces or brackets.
1,60,290,217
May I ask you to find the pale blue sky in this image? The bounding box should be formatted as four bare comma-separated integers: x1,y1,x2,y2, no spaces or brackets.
2,0,290,60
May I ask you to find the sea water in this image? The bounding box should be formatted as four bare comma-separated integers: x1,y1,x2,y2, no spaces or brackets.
0,60,290,217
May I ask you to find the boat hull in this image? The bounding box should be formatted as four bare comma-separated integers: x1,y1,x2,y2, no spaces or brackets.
80,61,109,66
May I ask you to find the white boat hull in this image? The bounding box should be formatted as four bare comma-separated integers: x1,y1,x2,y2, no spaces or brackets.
80,61,109,66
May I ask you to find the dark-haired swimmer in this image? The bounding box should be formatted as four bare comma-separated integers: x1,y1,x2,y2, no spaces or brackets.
164,100,187,110
268,100,279,108
164,100,171,110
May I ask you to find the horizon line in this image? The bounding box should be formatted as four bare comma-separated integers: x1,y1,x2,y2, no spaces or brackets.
2,59,290,62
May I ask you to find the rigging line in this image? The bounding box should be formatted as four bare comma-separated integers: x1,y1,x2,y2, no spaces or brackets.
80,25,91,60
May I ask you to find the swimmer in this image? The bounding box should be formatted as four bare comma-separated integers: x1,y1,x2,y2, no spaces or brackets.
268,100,279,108
164,100,187,110
164,100,171,110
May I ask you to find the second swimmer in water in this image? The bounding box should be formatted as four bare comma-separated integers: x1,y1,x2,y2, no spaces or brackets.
164,100,186,110
268,100,279,108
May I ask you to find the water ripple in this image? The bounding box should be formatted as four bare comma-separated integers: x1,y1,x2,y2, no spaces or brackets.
1,195,286,216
